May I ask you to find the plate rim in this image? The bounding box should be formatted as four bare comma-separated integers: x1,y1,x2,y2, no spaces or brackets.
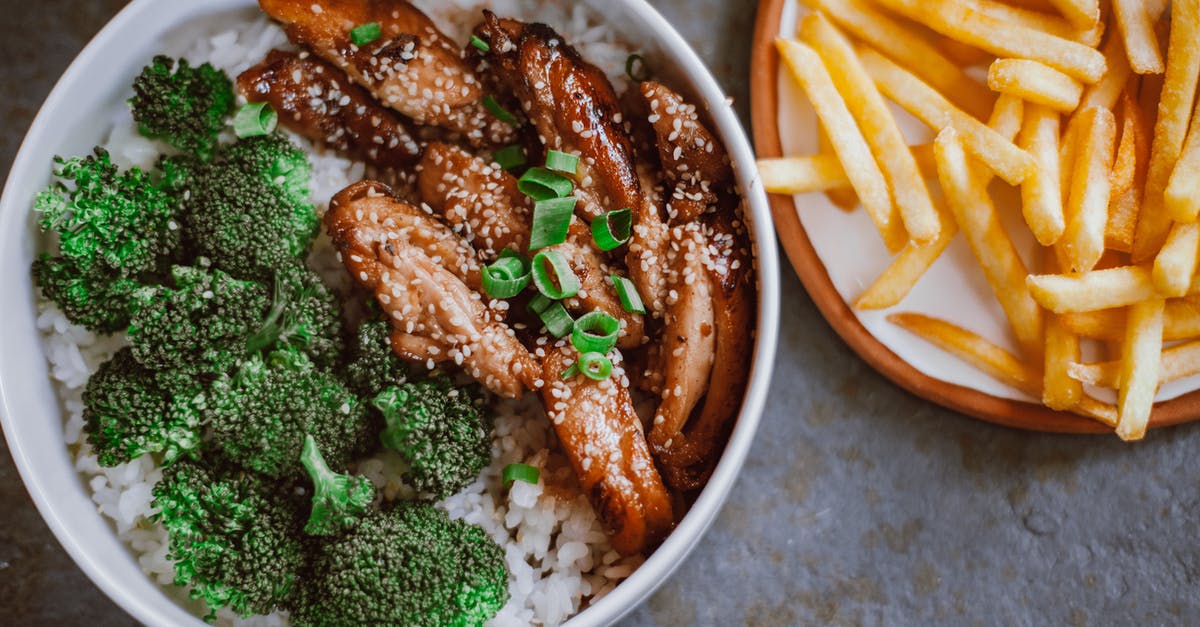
749,0,1200,433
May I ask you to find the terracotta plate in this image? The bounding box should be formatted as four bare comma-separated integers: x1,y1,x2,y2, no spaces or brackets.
750,0,1200,433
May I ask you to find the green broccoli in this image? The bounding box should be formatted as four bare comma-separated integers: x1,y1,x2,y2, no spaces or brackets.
127,261,270,377
82,347,204,467
168,134,318,281
372,380,492,500
153,457,306,620
208,347,375,479
342,319,409,398
290,503,509,627
130,56,235,160
300,434,375,536
247,263,344,369
31,149,181,332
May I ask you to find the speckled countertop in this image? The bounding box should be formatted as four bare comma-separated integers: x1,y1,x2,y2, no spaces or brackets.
3,1,1199,625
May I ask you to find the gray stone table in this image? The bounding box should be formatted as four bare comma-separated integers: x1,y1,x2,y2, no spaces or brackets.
2,1,1198,625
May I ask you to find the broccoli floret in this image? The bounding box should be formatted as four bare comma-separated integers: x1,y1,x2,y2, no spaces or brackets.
372,380,492,500
153,457,306,619
31,149,181,332
130,56,235,160
208,347,374,479
300,434,375,536
82,347,204,467
291,503,509,627
248,263,344,369
127,261,270,377
169,134,318,281
343,319,409,397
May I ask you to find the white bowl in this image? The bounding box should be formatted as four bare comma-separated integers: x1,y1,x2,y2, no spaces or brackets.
0,1,780,625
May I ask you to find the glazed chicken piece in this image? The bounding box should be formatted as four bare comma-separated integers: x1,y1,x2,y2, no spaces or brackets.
238,49,422,169
474,13,642,221
326,181,538,398
259,0,513,145
626,164,671,318
417,142,531,259
539,346,673,555
327,181,483,289
640,81,734,222
552,221,645,349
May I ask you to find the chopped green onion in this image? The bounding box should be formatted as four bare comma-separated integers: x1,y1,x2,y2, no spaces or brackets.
529,197,575,250
545,150,579,174
537,301,574,338
610,275,647,314
626,53,650,82
350,22,382,46
531,250,580,300
483,95,520,126
591,208,632,251
470,35,490,53
572,311,620,354
502,463,539,487
233,102,278,138
518,167,574,201
482,252,530,299
560,364,580,379
528,293,554,315
493,145,526,170
578,352,613,381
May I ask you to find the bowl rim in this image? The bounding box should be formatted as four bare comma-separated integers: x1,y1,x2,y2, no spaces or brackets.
0,0,781,625
750,0,1200,434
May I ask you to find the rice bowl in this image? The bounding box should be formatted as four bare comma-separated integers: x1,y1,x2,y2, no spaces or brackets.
0,1,779,625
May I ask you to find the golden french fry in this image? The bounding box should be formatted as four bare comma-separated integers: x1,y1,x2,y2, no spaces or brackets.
1107,90,1150,253
1153,223,1200,297
988,58,1084,113
1062,298,1200,340
776,39,906,252
1109,89,1140,198
956,0,1104,46
818,125,860,211
861,49,1035,185
798,0,995,120
986,93,1025,143
1017,104,1065,246
1027,265,1156,313
1045,0,1099,30
1043,251,1082,410
758,155,848,195
800,13,940,243
1071,340,1200,388
1113,0,1165,74
1133,0,1200,258
854,204,958,309
1116,298,1165,441
870,0,1107,83
1060,106,1116,273
935,127,1043,355
1163,102,1200,222
1078,28,1133,114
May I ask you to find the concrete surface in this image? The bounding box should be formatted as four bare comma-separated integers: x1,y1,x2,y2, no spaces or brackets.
2,1,1199,626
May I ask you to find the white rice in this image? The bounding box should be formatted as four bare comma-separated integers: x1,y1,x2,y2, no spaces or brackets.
37,4,644,626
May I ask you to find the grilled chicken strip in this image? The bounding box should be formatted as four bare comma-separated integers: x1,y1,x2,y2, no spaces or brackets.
539,346,673,555
553,221,645,349
238,50,422,169
417,141,531,260
259,0,513,145
326,181,538,398
475,13,642,221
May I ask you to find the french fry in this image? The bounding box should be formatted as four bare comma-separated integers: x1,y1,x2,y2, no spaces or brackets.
1116,298,1165,441
1109,89,1141,199
818,126,860,211
776,39,906,252
798,0,995,120
1113,0,1165,74
1152,223,1200,297
1027,265,1156,313
1060,106,1116,273
1078,29,1133,113
1133,0,1200,258
1062,298,1200,340
957,0,1104,47
1071,340,1200,388
1017,104,1065,245
800,13,940,243
934,127,1043,355
988,58,1083,113
987,93,1026,143
759,154,848,195
1043,251,1082,410
854,204,958,308
1107,90,1150,253
861,49,1035,185
888,312,1117,426
1045,0,1099,31
870,0,1107,83
1163,102,1200,222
